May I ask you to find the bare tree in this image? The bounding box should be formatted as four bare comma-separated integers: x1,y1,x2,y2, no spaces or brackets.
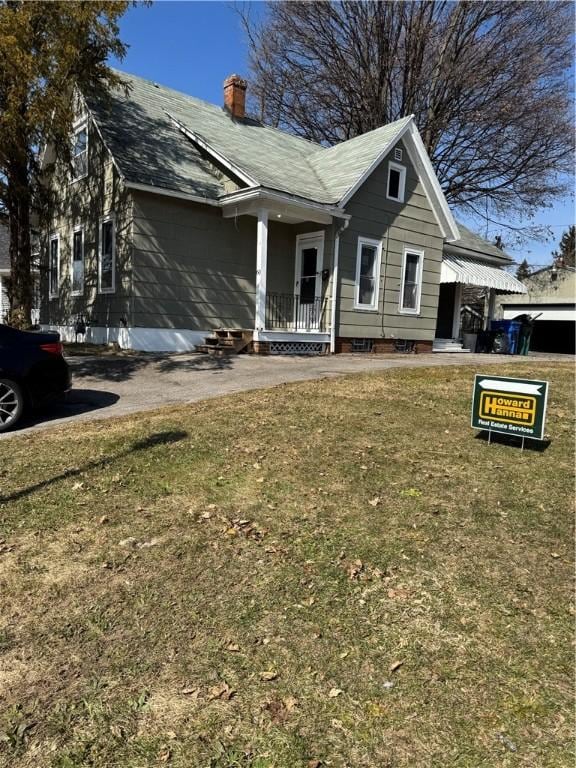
241,1,574,223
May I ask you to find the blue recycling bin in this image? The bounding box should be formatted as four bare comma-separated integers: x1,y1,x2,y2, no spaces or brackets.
490,320,521,354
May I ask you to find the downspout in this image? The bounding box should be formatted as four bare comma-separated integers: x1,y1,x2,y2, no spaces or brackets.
330,218,350,353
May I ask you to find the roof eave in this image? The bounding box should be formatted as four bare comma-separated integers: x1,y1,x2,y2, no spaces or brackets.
220,186,349,221
444,242,514,265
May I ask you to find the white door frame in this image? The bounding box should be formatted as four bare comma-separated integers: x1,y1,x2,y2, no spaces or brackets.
293,231,325,330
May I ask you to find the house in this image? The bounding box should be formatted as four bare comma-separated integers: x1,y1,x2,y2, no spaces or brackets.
497,266,575,354
39,71,525,354
0,217,40,326
0,218,9,323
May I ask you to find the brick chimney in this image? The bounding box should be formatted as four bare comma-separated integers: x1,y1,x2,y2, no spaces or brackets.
223,74,247,119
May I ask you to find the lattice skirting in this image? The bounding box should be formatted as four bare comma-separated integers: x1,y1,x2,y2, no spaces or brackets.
269,341,326,355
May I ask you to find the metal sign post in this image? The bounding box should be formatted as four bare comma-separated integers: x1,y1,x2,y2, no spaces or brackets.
471,374,549,444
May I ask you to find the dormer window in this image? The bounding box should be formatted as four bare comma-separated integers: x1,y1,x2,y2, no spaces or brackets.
387,161,406,203
71,122,88,180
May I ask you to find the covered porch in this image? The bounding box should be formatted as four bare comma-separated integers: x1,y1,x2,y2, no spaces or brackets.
221,189,348,354
434,254,527,352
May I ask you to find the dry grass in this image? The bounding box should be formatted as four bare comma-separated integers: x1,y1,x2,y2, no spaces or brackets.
0,362,573,767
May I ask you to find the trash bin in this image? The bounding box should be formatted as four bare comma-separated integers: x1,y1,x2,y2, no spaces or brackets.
490,320,521,354
476,329,498,353
462,332,478,352
513,314,539,356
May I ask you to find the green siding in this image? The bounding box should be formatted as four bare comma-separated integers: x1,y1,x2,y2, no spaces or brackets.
40,117,133,328
338,140,443,341
132,192,328,331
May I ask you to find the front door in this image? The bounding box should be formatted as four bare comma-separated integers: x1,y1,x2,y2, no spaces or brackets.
294,233,324,330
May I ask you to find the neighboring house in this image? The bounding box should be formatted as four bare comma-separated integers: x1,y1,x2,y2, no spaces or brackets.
0,218,40,325
40,72,525,354
0,218,9,323
498,266,575,354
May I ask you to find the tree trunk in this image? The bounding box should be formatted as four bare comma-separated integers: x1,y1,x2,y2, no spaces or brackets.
8,159,33,329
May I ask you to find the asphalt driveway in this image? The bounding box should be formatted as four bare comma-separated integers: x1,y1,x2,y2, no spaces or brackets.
3,350,570,437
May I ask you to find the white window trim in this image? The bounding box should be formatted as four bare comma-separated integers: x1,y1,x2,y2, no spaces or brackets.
386,161,406,203
70,120,88,183
48,233,60,299
354,236,382,312
98,214,116,294
71,225,85,296
399,247,424,315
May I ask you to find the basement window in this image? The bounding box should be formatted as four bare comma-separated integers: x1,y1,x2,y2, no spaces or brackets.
351,338,373,352
387,161,406,203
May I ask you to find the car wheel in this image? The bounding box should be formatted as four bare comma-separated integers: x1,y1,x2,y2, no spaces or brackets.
0,379,25,433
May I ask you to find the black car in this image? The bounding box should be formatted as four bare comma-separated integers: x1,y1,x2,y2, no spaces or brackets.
0,324,71,432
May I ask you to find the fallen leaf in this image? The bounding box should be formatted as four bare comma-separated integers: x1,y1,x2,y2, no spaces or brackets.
328,687,343,698
208,682,235,701
389,660,404,673
72,481,84,491
368,497,380,507
226,643,240,652
339,651,349,659
181,686,200,697
308,761,322,768
98,515,109,525
550,552,560,559
260,671,278,681
346,559,363,579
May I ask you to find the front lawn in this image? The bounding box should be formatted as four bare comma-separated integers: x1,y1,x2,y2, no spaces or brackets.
0,363,573,767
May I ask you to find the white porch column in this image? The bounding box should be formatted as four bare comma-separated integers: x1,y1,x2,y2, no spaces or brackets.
486,288,496,329
451,283,462,339
254,208,268,338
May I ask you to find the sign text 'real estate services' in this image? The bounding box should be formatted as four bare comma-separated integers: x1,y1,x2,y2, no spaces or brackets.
471,374,549,440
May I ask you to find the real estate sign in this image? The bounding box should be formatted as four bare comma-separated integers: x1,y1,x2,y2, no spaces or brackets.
471,374,549,440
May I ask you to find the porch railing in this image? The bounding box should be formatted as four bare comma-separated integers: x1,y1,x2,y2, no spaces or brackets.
265,292,328,332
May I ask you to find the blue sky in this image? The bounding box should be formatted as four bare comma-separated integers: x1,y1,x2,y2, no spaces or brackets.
110,1,574,268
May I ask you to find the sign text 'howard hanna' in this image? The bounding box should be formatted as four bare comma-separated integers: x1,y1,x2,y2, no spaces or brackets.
471,375,549,441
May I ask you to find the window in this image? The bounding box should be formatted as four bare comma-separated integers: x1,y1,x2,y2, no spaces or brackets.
387,161,406,203
71,227,84,295
98,216,115,293
49,235,59,298
354,237,382,311
399,248,423,314
71,122,88,180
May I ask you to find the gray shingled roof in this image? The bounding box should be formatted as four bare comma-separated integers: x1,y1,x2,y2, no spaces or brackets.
448,221,513,263
87,71,409,206
0,219,9,271
88,71,505,260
